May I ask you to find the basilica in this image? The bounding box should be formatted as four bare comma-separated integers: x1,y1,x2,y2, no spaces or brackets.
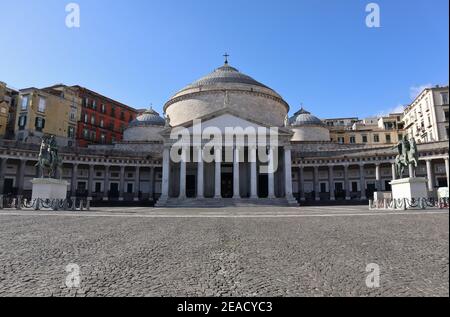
0,61,448,207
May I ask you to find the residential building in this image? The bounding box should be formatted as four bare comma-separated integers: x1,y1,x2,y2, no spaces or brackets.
72,86,138,147
0,81,19,139
15,85,81,147
403,85,449,143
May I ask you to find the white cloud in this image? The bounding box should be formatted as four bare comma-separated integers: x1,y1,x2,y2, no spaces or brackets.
376,104,406,118
410,83,432,100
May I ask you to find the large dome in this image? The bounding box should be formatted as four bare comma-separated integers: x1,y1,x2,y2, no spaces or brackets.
179,64,271,92
164,62,290,127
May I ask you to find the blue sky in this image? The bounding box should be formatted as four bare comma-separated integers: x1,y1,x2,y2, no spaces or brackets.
0,0,448,118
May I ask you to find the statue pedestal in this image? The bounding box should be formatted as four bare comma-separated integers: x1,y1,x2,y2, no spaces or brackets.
31,178,69,200
390,177,428,204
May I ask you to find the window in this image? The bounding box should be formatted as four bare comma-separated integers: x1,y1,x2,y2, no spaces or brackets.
362,135,368,143
21,95,29,110
441,92,449,105
83,129,89,139
100,119,104,128
84,113,88,123
101,104,106,113
349,136,356,144
70,109,77,121
92,100,97,110
90,131,96,141
91,115,95,125
38,97,46,113
112,135,116,143
35,117,45,131
385,134,391,144
84,97,89,107
18,115,27,128
127,183,133,194
95,182,102,193
120,112,125,120
445,111,449,122
68,126,75,138
100,133,106,144
374,134,380,143
337,137,344,144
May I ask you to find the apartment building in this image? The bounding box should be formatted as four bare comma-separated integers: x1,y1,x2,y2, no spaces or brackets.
15,85,81,146
0,81,19,139
403,85,449,143
72,86,138,147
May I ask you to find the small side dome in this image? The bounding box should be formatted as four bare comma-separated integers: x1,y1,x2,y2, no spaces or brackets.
290,107,330,142
129,108,165,127
291,108,325,127
123,108,165,142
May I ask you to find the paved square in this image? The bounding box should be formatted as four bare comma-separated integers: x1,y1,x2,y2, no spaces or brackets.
0,206,448,297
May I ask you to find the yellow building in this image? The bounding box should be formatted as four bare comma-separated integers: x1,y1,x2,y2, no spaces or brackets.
328,113,405,145
15,85,81,147
0,81,18,139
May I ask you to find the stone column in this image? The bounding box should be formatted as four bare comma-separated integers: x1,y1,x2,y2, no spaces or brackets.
328,165,335,201
103,165,110,201
299,166,305,201
119,166,125,201
426,160,434,192
179,147,187,199
284,146,294,200
445,158,450,187
134,166,140,201
391,163,397,181
233,146,240,199
197,146,204,199
214,147,222,199
344,164,350,200
88,165,94,198
149,166,155,201
0,158,6,195
250,146,258,199
71,163,78,198
17,160,26,196
160,146,171,201
359,164,366,200
268,147,275,199
314,166,320,201
375,163,381,191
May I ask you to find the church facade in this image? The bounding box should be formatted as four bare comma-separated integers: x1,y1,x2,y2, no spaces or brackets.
0,62,449,206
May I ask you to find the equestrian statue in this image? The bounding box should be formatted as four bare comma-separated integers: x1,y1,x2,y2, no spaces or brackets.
393,135,419,179
35,135,63,179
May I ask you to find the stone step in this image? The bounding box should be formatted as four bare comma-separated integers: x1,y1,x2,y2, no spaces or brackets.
156,198,298,208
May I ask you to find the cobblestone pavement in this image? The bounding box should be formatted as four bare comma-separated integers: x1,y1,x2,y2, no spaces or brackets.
0,206,448,297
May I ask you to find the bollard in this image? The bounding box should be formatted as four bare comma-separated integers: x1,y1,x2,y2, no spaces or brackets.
34,199,41,211
71,197,76,211
16,195,22,210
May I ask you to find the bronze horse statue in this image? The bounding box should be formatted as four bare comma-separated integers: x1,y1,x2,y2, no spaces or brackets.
393,136,419,179
35,135,63,179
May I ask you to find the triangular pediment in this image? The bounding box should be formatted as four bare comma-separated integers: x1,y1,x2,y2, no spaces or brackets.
160,108,293,136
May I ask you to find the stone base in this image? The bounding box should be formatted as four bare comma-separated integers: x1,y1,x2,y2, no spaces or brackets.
31,178,69,200
390,177,428,201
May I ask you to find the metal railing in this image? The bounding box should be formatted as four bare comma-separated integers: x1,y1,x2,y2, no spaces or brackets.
369,197,449,210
